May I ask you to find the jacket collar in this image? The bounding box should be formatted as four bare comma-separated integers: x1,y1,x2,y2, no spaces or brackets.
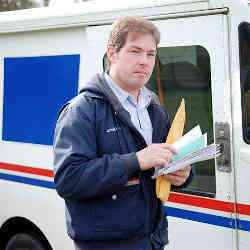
79,73,167,144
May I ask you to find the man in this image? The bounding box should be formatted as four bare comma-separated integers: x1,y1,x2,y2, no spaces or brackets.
53,16,194,250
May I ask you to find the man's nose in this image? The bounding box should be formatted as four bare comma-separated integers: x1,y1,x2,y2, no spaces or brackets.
138,52,149,65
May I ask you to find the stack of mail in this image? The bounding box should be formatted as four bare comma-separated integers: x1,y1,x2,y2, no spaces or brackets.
153,125,221,178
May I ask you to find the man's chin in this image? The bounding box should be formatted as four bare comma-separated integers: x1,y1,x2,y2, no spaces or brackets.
134,76,149,84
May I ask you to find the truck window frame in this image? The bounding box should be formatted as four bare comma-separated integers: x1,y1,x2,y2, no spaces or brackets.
239,22,250,144
103,45,216,198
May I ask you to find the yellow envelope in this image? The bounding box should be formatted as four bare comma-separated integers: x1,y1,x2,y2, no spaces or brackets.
156,98,185,203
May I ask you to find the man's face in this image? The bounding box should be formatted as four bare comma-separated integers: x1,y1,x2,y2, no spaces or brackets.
108,32,157,97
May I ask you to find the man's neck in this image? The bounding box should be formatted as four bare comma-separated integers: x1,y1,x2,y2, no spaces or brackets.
108,72,140,102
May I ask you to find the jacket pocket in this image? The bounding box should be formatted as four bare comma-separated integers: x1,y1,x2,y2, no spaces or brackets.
90,184,146,232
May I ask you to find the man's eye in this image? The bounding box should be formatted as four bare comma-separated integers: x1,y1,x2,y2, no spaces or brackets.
148,53,156,57
131,50,138,54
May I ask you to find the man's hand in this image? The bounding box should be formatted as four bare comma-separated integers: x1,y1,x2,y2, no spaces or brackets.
163,165,191,186
136,143,178,171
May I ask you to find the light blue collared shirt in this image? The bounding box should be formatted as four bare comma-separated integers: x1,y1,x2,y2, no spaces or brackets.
104,73,152,145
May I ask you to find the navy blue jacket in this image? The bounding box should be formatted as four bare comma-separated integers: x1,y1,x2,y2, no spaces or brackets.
53,73,194,249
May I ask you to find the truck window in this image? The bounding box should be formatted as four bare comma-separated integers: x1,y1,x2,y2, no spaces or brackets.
103,45,215,197
239,22,250,143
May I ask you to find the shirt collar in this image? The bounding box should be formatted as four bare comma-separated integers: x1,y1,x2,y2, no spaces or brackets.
104,73,152,108
104,73,129,105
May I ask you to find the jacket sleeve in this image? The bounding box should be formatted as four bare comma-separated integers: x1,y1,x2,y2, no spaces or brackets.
53,97,140,200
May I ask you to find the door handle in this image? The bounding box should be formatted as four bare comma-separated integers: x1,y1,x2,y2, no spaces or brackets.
215,122,232,173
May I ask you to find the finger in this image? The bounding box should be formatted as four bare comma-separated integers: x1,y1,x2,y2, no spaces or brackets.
182,165,191,172
172,169,190,179
179,165,192,177
163,151,173,163
156,147,173,163
172,165,191,175
155,158,169,167
163,174,186,186
158,143,178,155
172,170,186,177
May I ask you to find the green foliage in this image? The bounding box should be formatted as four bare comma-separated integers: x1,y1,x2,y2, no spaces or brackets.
0,0,40,12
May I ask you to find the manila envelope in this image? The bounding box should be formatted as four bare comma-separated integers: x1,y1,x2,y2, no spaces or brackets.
156,98,185,203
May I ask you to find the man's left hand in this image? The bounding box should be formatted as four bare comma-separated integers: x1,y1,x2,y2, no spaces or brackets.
162,165,191,186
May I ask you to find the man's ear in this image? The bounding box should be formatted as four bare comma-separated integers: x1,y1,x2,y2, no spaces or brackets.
107,46,118,64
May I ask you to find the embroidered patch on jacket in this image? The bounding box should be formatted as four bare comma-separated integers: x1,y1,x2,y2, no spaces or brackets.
125,178,140,186
106,127,121,133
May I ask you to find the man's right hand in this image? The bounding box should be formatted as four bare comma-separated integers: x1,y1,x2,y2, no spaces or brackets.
136,143,178,171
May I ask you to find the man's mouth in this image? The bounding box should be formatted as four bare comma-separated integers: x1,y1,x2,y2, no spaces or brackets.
134,71,148,77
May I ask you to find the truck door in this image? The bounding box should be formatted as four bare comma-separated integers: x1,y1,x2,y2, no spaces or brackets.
153,14,236,250
84,13,235,250
237,21,250,250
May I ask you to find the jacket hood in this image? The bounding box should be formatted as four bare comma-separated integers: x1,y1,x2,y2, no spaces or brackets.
79,73,124,111
79,73,107,98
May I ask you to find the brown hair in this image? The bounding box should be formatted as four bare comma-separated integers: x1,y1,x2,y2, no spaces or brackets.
108,16,160,52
